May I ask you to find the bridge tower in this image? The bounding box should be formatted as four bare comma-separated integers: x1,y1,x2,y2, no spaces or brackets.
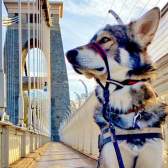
4,1,70,140
50,2,70,141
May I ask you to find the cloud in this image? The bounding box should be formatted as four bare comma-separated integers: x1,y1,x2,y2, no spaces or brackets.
63,0,168,23
61,0,168,54
64,0,113,17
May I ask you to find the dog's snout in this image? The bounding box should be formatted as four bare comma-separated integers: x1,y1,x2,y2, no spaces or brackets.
66,49,78,64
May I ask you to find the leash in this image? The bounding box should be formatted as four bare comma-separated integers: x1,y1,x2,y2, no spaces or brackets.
88,42,125,168
109,122,125,168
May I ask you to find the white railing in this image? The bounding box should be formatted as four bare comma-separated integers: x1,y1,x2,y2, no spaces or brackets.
0,121,50,167
59,93,100,159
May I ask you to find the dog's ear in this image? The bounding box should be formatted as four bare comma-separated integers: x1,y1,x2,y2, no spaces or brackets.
130,7,160,48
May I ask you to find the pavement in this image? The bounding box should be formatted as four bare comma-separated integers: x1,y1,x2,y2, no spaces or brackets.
36,143,96,168
10,142,97,168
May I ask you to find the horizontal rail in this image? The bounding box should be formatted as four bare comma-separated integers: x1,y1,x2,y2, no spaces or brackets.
0,121,50,167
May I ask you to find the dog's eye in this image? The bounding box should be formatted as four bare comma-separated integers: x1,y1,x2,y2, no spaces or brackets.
99,37,111,44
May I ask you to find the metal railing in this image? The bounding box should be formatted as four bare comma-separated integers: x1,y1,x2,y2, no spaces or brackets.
59,93,100,159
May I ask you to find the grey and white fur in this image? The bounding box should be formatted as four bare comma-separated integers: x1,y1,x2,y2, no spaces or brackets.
66,7,168,168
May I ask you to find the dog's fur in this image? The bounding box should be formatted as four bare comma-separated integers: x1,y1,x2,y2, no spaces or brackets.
66,8,168,168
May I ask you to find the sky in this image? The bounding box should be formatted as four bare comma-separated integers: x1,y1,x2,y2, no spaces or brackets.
2,0,168,101
2,1,8,51
60,0,168,100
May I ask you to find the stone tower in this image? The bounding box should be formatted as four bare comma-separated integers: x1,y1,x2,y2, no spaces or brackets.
4,1,70,140
50,2,70,141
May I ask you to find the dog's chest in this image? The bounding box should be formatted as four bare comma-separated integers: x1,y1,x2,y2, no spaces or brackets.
95,85,133,113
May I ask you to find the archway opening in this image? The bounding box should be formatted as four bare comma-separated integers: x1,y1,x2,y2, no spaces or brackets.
23,48,49,130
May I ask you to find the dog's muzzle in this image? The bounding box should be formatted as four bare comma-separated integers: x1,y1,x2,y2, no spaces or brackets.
66,49,79,64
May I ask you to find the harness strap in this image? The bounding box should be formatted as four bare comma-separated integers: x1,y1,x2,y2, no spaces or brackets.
102,133,163,145
87,42,111,79
102,127,162,135
87,43,111,121
99,126,162,168
89,42,125,168
101,133,163,147
110,127,125,168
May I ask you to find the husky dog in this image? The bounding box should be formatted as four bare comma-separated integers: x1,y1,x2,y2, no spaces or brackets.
66,8,168,168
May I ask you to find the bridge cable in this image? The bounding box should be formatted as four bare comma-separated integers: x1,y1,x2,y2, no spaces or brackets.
140,0,153,15
36,0,39,132
40,0,43,134
117,0,127,21
32,0,36,130
38,0,41,133
125,0,143,23
126,0,160,23
39,0,42,133
38,0,42,133
40,0,44,134
18,0,24,127
27,0,32,129
40,1,45,134
102,0,115,26
36,0,40,132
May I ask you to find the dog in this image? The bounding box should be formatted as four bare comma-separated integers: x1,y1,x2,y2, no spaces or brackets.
66,7,168,168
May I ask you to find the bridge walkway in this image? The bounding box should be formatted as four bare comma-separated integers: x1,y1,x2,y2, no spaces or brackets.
10,142,97,168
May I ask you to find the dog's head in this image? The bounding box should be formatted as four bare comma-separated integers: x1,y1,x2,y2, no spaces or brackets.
66,8,160,81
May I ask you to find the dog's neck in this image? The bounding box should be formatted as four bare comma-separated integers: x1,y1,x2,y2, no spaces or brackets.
96,80,149,114
95,81,167,130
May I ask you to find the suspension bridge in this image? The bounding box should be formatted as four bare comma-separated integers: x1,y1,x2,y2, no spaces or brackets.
1,0,168,167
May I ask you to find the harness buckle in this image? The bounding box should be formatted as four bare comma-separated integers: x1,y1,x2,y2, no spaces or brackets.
109,122,117,142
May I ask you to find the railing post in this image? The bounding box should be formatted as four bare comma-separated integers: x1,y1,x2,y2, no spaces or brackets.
30,133,33,153
0,0,7,122
1,126,9,168
21,132,26,158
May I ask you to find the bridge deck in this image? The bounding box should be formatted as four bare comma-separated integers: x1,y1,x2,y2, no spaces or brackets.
36,143,96,168
10,142,96,168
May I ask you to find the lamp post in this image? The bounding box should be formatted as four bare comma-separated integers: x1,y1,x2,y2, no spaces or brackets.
73,92,82,108
78,79,88,98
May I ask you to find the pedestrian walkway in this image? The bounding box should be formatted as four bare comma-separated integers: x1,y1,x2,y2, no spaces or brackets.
10,142,97,168
36,143,96,168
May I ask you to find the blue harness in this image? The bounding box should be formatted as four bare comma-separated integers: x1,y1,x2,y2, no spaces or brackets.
88,42,163,168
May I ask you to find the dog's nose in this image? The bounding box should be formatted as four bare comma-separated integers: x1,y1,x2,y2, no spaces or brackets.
66,49,78,64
